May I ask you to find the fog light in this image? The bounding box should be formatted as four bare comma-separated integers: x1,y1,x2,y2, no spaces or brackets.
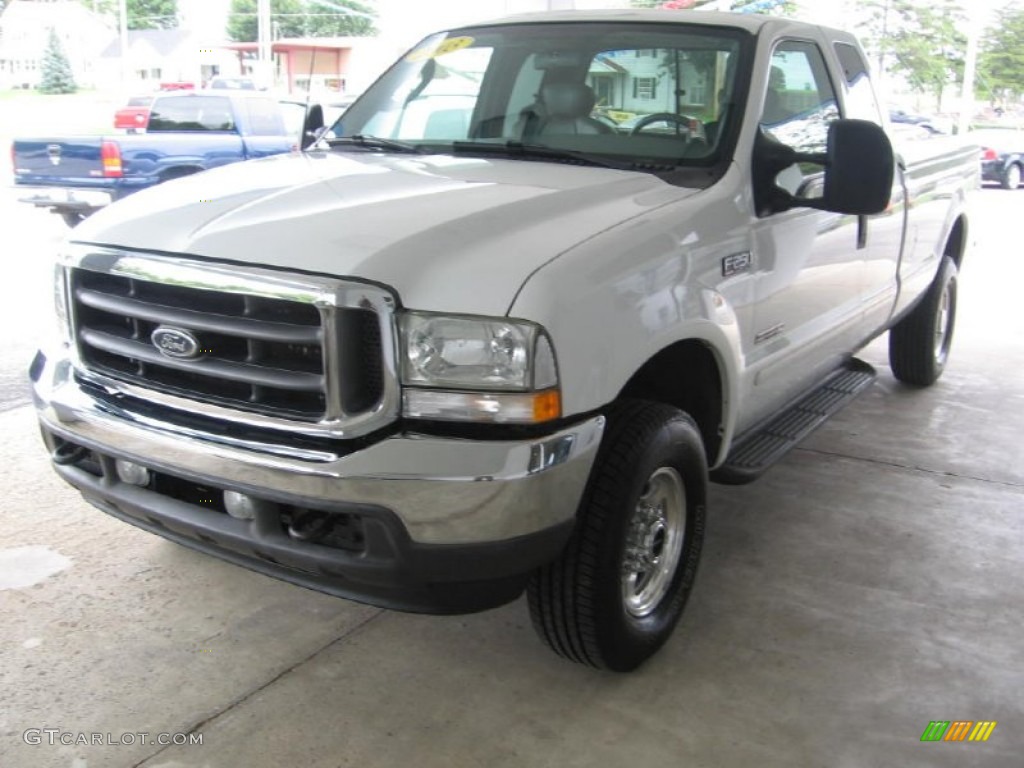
115,460,151,487
224,491,275,520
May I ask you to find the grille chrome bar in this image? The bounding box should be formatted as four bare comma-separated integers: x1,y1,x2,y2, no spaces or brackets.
80,329,326,392
61,245,401,440
75,287,324,345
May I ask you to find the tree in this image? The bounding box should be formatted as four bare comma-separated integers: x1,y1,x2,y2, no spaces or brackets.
85,0,180,29
226,0,375,43
978,3,1024,103
39,28,78,94
859,0,966,110
127,0,179,29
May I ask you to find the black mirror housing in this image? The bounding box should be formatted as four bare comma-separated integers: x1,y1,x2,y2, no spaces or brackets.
753,118,894,217
819,119,894,215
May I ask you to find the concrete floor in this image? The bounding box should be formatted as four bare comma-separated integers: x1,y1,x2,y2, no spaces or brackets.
1,189,1022,767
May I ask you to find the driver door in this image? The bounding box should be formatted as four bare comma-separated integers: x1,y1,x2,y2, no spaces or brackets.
745,39,865,425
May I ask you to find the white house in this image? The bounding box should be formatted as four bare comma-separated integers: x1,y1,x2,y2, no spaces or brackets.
97,28,236,90
0,0,115,89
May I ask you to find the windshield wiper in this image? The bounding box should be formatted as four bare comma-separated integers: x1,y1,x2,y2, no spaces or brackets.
450,141,634,170
328,135,424,154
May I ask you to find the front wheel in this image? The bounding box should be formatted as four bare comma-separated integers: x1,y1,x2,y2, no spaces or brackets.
527,400,707,672
889,256,958,386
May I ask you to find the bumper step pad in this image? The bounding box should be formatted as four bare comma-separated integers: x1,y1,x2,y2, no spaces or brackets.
712,358,876,485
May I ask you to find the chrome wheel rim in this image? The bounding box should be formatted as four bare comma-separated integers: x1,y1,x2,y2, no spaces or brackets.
934,280,953,363
622,466,686,618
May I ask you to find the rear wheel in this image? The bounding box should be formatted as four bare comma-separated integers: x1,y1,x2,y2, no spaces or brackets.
1001,163,1021,190
527,400,707,672
889,256,958,386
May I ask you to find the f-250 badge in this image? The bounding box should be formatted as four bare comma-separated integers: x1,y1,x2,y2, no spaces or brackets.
722,251,752,277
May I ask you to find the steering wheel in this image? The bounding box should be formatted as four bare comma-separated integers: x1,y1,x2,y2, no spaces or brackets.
630,113,694,136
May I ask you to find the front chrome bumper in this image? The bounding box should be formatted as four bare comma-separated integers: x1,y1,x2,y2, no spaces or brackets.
33,349,604,546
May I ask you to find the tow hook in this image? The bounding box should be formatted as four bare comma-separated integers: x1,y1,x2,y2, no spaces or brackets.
52,442,88,466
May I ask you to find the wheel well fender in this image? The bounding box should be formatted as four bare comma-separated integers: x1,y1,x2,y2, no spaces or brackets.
944,214,968,270
159,165,202,182
618,339,725,463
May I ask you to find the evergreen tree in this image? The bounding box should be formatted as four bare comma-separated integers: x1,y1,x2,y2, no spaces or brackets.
226,0,375,43
38,28,78,94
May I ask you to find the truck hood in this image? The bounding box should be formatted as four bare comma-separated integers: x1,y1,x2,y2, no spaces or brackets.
72,149,700,314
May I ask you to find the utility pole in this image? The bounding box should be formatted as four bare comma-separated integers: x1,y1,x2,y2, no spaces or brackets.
119,0,129,86
958,4,980,135
257,0,272,88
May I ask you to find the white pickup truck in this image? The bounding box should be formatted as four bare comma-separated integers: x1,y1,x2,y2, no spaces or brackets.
32,11,977,671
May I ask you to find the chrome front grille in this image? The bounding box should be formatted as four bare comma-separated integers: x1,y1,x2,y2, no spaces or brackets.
64,247,399,439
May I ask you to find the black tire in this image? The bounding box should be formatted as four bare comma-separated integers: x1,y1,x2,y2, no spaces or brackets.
1000,163,1021,190
60,212,87,228
527,399,707,672
889,256,958,386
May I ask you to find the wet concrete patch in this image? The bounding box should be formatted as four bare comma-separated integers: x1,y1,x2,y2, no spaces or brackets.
0,545,72,590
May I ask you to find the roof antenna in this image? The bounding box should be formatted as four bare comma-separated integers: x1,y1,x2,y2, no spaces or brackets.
301,39,325,149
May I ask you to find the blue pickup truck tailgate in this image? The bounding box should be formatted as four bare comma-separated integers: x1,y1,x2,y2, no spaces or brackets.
12,138,105,184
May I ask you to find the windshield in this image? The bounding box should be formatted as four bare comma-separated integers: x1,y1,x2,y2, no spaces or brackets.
331,22,750,169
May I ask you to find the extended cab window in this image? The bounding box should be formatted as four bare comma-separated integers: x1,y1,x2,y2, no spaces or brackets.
833,42,884,125
147,96,236,132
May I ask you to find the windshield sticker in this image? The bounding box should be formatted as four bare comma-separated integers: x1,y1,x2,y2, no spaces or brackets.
405,36,476,63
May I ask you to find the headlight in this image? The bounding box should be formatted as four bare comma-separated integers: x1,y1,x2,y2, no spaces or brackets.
399,312,560,424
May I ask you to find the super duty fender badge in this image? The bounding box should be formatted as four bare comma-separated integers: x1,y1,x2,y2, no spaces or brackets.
722,251,752,277
151,327,202,360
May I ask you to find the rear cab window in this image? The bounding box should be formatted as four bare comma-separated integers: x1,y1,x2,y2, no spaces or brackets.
147,96,237,132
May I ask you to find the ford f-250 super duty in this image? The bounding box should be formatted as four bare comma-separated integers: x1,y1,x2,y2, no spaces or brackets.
31,11,978,671
12,91,305,227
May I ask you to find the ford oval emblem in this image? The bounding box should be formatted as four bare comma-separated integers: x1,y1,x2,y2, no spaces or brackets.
151,327,202,360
